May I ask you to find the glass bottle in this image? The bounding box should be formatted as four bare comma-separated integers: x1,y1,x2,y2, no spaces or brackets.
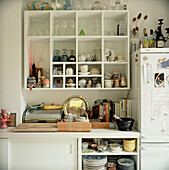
143,28,149,48
53,50,61,62
95,44,102,61
61,49,68,62
68,50,76,62
113,0,122,10
43,72,50,88
149,29,156,48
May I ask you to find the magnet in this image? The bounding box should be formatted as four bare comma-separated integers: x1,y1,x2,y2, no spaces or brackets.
143,56,148,61
166,75,169,83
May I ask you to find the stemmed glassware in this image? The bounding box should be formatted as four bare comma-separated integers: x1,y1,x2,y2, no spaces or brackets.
71,0,82,10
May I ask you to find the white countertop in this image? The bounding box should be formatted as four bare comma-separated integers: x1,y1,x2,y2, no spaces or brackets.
0,128,140,139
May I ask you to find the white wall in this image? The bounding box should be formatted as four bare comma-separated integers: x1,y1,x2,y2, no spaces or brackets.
0,0,169,124
0,0,22,124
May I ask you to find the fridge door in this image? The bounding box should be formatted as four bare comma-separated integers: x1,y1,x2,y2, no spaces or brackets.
140,53,169,142
141,143,169,170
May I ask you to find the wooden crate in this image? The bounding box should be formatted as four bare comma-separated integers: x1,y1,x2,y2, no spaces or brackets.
91,122,116,129
58,122,91,132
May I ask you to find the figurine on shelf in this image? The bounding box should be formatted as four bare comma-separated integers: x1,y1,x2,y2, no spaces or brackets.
0,109,10,129
120,76,127,87
87,79,92,88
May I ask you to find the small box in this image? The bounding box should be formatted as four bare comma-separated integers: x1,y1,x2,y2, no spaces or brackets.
58,122,91,132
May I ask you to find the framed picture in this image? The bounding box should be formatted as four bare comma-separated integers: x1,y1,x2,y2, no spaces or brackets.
7,113,16,127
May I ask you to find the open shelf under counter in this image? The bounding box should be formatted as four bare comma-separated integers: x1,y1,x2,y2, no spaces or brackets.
81,149,138,156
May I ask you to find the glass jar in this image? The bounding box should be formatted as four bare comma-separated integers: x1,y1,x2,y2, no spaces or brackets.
113,0,122,10
91,0,108,10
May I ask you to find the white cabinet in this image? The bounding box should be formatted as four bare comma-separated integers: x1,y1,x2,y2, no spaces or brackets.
8,138,77,170
141,143,169,170
24,10,129,90
78,137,139,170
0,139,8,170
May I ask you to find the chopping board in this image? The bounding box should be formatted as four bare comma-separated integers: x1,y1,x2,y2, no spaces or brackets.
13,123,57,132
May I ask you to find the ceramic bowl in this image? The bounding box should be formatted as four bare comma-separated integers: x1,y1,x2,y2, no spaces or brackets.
90,143,97,149
123,139,136,152
90,68,100,75
97,145,107,152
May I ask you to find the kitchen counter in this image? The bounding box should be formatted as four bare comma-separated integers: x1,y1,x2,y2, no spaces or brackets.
0,127,140,139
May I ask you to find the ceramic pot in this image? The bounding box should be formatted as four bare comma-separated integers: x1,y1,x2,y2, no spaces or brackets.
79,53,87,62
66,67,73,75
79,79,87,88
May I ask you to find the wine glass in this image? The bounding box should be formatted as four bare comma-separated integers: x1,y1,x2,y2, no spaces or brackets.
71,0,82,10
82,0,92,10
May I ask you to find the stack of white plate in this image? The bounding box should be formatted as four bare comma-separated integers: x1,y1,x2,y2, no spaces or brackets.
83,155,107,170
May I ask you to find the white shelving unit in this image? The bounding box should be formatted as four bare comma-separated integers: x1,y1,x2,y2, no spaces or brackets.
24,10,129,90
78,136,139,170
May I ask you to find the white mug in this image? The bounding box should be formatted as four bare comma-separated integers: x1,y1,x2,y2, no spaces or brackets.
80,65,88,73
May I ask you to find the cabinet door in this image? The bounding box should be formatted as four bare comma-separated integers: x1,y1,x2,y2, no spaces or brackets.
141,143,169,170
0,139,8,170
9,138,77,170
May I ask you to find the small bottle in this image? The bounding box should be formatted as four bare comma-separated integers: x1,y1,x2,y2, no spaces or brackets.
149,29,155,48
43,72,50,88
143,28,149,48
157,34,164,48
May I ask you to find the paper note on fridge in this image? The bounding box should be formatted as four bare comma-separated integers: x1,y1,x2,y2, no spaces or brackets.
158,59,169,69
161,113,169,135
144,63,153,84
152,92,169,121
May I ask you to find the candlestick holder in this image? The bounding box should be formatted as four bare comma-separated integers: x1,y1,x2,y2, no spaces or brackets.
0,109,10,129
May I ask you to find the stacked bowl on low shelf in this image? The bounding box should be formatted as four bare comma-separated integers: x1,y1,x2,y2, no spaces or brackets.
83,155,107,170
123,139,136,152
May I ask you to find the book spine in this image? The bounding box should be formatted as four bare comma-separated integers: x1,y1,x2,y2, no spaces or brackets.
104,103,109,122
119,101,123,117
123,99,127,118
99,105,104,119
111,102,115,121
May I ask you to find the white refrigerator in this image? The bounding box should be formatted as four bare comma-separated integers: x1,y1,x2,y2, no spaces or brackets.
131,48,169,170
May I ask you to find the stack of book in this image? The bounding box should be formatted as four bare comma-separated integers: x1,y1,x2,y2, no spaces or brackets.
97,99,132,122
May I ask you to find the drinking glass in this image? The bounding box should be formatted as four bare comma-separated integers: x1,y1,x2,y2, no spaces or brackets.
60,20,67,35
70,20,75,35
54,19,60,35
82,0,92,10
71,0,82,10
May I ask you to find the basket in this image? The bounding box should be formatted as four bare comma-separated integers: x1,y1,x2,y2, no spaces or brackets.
58,122,91,132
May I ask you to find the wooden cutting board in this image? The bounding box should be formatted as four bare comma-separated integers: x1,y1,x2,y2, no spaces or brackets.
13,123,57,132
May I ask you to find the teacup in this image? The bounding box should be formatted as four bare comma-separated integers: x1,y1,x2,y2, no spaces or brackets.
80,65,88,73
